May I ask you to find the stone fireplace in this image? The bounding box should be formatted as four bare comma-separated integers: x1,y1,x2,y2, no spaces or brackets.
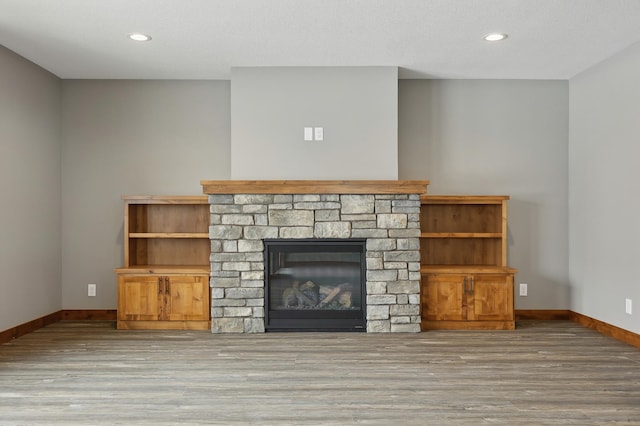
201,180,429,333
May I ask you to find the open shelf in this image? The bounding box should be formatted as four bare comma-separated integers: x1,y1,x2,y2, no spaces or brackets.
123,196,211,269
128,203,209,234
420,237,503,266
127,237,210,267
420,195,509,268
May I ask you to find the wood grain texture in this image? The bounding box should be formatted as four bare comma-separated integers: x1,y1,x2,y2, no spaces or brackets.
122,195,209,204
116,320,210,330
516,310,572,321
1,311,118,344
200,180,430,194
421,272,515,330
421,320,516,330
0,312,60,344
420,196,510,268
114,265,211,275
420,195,509,204
1,321,639,425
421,265,518,274
570,311,640,349
60,310,117,321
116,274,210,329
124,198,210,268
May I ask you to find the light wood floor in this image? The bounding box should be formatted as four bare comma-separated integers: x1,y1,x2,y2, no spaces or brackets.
0,321,639,425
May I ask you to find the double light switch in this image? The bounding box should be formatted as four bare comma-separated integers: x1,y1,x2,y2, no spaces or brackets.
304,127,324,141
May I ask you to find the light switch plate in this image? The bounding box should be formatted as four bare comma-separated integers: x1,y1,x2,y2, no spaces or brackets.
304,127,313,141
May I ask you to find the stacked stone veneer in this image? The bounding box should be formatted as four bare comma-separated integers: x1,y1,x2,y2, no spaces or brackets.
208,193,422,333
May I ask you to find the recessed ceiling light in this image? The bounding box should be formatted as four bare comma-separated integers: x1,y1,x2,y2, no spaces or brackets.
128,33,152,42
483,33,508,42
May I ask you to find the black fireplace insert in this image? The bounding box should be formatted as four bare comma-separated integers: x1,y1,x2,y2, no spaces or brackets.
264,239,366,331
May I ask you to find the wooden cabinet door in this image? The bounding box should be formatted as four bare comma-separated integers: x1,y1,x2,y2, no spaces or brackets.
165,276,210,321
421,274,466,321
118,276,163,321
467,274,514,321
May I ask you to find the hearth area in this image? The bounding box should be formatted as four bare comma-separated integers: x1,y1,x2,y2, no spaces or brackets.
265,239,366,331
201,180,429,333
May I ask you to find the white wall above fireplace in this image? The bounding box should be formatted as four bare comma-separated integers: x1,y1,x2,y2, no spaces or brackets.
230,66,398,180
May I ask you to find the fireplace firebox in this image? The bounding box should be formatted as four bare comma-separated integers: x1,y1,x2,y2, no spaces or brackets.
264,239,367,331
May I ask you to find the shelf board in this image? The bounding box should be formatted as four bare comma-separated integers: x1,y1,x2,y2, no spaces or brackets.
129,232,209,239
420,195,509,204
115,265,211,274
122,195,208,204
420,232,502,238
421,265,518,274
201,180,430,195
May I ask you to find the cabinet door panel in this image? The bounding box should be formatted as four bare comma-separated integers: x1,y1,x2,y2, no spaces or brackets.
468,274,514,321
165,276,210,321
118,276,162,320
421,274,466,321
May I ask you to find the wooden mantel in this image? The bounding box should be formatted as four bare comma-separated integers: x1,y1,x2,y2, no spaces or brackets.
201,180,429,195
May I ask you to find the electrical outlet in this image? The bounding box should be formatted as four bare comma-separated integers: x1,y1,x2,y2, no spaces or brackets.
626,298,632,315
519,283,528,296
88,284,97,297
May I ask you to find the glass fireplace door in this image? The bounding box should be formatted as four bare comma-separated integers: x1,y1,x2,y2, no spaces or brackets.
264,239,366,331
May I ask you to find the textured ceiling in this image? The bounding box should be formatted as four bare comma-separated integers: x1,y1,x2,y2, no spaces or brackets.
1,0,640,80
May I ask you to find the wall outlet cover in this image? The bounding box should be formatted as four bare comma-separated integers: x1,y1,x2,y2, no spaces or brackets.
519,283,528,296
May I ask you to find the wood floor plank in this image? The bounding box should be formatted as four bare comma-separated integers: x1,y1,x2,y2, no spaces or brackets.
0,320,639,425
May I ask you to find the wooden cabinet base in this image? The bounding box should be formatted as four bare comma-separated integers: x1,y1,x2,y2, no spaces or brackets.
116,273,210,330
421,320,515,331
117,320,210,330
420,270,515,330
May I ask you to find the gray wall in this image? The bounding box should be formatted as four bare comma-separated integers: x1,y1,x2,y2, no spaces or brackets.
569,41,640,334
399,80,570,310
0,46,62,331
60,80,230,309
230,67,398,179
6,51,636,335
